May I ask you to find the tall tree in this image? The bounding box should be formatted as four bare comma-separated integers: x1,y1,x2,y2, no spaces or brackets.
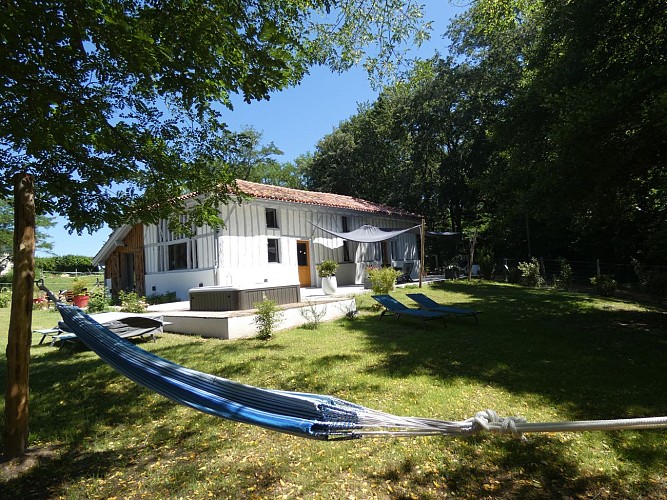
1,0,430,458
450,0,667,261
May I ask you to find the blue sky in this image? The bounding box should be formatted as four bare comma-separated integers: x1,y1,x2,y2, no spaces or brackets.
40,1,467,258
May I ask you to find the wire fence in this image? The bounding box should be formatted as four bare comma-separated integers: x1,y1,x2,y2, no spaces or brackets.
502,258,665,288
0,271,105,294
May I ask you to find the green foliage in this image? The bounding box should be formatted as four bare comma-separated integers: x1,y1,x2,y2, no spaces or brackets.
86,286,110,314
476,247,496,280
118,291,148,313
0,287,11,308
634,260,667,302
0,1,428,235
517,258,545,287
305,0,666,265
590,274,617,297
368,266,401,294
553,257,573,291
7,283,667,498
316,259,339,278
0,270,13,287
146,291,179,305
35,255,95,273
69,278,88,296
252,298,284,340
0,198,56,256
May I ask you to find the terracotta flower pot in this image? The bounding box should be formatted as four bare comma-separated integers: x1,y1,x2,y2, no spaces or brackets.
72,295,89,308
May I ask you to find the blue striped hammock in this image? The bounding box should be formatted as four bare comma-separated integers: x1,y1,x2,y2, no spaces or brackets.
57,304,667,440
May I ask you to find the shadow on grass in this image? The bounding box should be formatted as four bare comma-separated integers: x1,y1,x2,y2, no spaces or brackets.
348,282,667,469
2,282,665,498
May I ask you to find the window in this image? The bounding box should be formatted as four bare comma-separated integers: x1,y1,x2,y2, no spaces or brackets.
342,216,349,232
266,208,279,228
168,242,188,270
267,238,280,263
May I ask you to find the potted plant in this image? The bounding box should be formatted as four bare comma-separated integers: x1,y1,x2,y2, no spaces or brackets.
70,278,89,308
316,260,339,295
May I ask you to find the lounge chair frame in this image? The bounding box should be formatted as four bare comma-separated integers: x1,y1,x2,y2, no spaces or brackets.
406,293,480,322
372,295,448,324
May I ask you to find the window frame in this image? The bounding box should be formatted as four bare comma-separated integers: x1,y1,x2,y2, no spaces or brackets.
265,208,279,229
267,238,280,263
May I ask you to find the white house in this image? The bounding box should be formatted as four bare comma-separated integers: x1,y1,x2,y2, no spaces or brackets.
92,180,421,301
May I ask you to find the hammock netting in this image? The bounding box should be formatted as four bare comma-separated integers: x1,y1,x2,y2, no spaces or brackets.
56,303,667,440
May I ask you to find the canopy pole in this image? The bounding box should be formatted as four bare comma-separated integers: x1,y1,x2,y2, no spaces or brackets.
419,218,425,288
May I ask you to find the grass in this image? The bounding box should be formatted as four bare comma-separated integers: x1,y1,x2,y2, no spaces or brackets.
1,281,666,499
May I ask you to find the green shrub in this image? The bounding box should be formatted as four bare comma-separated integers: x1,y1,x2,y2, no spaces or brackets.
517,258,545,287
505,266,522,284
0,288,11,308
146,291,178,305
368,267,401,294
253,298,284,340
477,247,496,279
553,257,573,290
70,277,88,296
633,260,667,301
36,255,95,273
590,274,617,297
0,270,14,288
118,290,148,313
87,286,111,313
316,260,339,278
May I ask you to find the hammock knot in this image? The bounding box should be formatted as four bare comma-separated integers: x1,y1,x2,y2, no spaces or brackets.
470,409,527,440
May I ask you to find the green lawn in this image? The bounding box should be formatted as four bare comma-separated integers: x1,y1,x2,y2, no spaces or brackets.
1,281,666,499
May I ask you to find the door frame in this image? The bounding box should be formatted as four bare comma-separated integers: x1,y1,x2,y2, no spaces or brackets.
296,240,312,287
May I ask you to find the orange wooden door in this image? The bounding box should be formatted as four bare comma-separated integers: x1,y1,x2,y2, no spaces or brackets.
297,240,311,287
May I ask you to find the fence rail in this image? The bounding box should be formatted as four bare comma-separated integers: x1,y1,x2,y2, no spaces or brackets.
0,271,104,293
503,257,666,289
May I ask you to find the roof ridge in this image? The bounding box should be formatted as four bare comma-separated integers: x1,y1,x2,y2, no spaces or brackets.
234,179,418,218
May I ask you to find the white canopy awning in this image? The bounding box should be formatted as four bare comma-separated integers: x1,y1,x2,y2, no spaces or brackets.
311,223,421,243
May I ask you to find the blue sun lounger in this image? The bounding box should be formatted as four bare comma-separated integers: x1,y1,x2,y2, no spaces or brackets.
406,293,480,322
371,295,448,323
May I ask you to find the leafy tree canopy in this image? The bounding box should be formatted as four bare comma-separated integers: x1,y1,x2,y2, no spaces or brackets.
0,198,55,256
0,0,430,235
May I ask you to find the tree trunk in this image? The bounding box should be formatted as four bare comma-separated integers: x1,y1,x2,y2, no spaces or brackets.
3,174,36,459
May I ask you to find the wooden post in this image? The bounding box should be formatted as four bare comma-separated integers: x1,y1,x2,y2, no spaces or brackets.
4,174,36,458
419,218,425,288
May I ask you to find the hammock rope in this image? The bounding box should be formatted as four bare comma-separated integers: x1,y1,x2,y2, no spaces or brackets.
53,302,667,440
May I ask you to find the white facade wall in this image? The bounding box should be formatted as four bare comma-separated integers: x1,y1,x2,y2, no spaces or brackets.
143,198,419,300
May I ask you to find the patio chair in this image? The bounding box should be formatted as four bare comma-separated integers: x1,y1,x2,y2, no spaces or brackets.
406,293,480,322
58,316,163,342
395,262,414,284
371,295,448,323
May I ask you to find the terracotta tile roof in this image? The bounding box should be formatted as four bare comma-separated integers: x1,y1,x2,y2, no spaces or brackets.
235,179,419,218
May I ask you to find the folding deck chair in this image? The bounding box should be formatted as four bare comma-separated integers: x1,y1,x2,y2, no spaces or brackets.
406,293,480,322
371,295,448,323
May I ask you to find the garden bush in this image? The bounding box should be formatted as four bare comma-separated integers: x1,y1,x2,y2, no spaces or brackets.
517,257,545,287
87,286,111,313
590,274,617,297
0,288,11,308
367,266,401,294
553,257,573,290
146,291,178,305
253,298,284,340
118,290,148,313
